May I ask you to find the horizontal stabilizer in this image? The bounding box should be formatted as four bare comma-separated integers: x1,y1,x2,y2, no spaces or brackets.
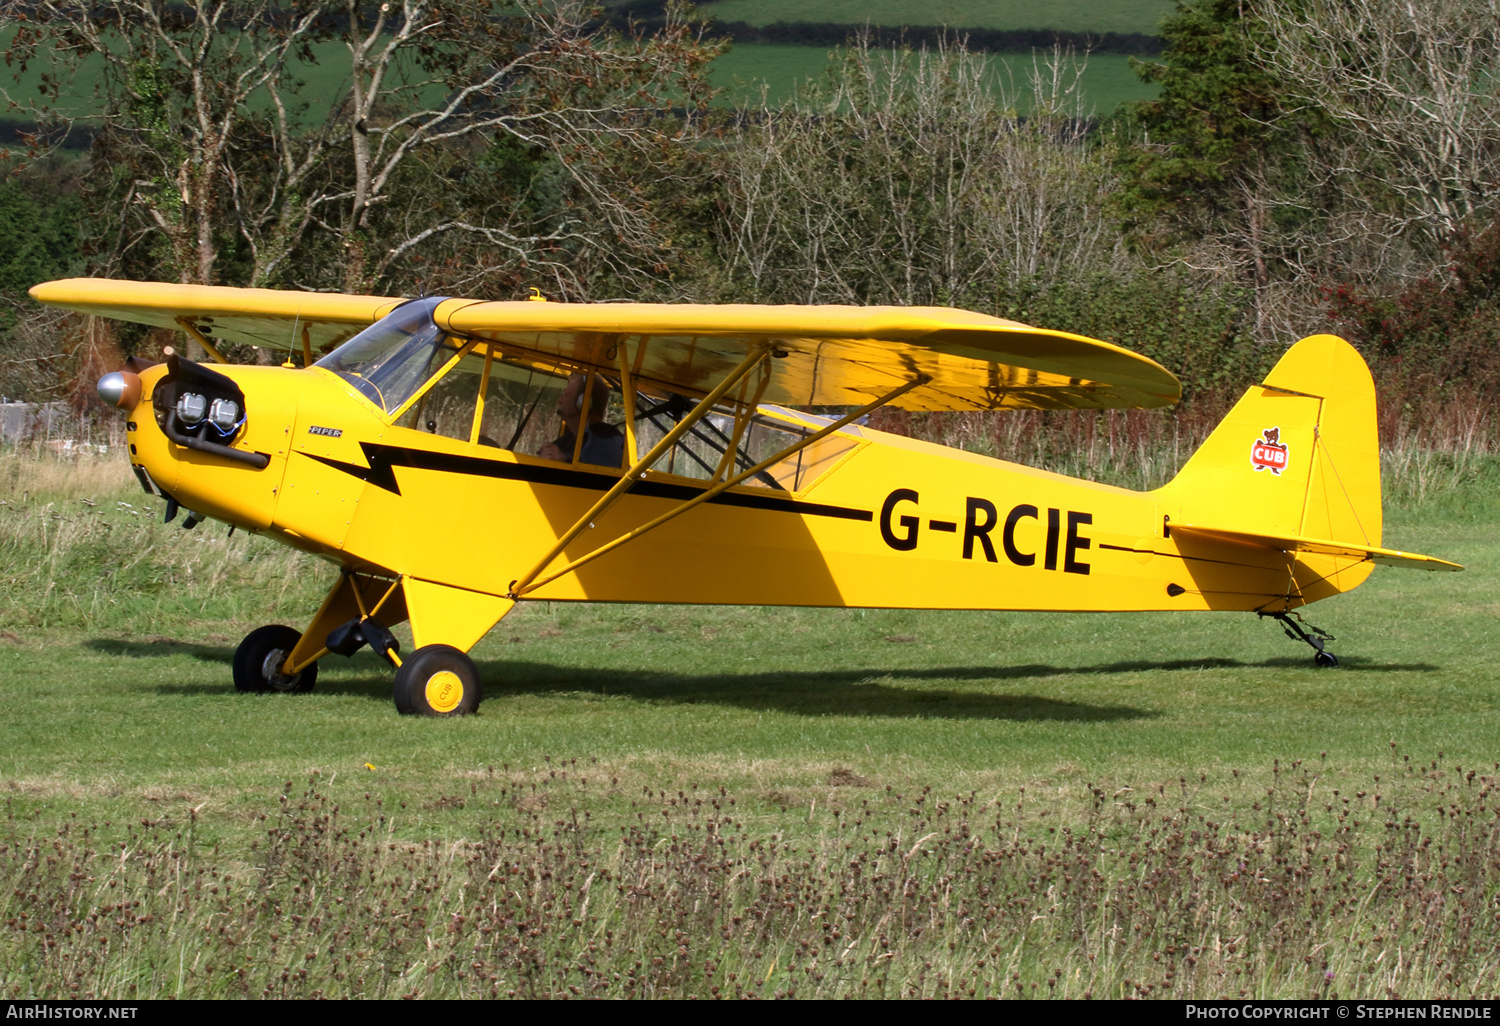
1172,524,1463,572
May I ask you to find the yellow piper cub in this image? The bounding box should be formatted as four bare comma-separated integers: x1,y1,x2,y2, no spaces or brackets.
32,278,1459,716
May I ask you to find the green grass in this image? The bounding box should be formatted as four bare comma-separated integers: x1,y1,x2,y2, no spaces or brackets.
712,44,1159,109
5,515,1486,795
701,0,1176,35
1,442,1497,997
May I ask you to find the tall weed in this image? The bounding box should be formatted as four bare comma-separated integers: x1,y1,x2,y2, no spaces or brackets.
2,758,1496,999
1379,393,1500,509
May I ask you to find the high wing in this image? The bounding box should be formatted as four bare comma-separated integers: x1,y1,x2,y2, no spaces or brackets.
433,300,1181,411
29,279,403,358
30,278,1181,411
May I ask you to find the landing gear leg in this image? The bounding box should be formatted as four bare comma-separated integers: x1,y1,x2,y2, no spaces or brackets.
274,569,409,686
1260,611,1338,668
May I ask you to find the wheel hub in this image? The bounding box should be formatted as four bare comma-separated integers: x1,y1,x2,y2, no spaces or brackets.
260,647,299,691
425,670,464,713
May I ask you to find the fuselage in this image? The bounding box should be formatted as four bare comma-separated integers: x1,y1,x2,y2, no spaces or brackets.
123,360,1350,620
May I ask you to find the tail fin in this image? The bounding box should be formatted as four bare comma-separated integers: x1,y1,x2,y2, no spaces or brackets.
1156,335,1399,600
1160,333,1382,545
1157,335,1460,610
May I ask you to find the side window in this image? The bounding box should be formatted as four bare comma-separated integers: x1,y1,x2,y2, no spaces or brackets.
633,400,736,481
475,355,568,454
382,340,855,490
395,347,483,441
741,415,856,491
389,342,635,462
631,394,855,492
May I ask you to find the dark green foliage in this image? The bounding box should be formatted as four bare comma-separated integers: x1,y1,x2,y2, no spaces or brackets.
0,162,83,301
1114,0,1291,245
0,160,86,397
1327,219,1500,397
996,272,1266,401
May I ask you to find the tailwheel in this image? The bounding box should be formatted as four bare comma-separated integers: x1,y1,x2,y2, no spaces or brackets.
393,644,481,717
1259,611,1339,669
233,624,318,693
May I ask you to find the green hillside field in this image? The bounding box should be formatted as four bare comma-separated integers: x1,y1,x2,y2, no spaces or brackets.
1,0,1166,142
3,42,1157,142
712,45,1159,110
700,0,1175,34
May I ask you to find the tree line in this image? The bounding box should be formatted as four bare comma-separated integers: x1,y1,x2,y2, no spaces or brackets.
1,0,1496,428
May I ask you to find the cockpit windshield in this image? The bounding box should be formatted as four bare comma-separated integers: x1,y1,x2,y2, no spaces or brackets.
315,297,453,413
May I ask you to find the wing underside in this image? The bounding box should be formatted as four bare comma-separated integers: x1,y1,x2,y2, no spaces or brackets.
30,278,1181,412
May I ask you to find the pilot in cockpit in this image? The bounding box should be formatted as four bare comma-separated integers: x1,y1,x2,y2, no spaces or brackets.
538,372,625,468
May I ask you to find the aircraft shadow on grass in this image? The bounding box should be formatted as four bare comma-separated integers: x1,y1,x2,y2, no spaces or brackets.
84,639,1441,723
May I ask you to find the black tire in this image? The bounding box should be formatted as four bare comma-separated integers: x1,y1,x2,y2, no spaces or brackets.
393,644,481,716
1313,650,1339,669
233,624,318,693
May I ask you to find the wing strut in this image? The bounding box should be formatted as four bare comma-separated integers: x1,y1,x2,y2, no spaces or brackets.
174,317,228,364
508,373,929,600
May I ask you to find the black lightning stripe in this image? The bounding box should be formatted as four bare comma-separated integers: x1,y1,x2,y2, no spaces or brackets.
304,443,874,522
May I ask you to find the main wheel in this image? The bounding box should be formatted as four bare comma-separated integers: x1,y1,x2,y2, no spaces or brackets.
1313,650,1339,669
233,625,318,693
393,644,481,717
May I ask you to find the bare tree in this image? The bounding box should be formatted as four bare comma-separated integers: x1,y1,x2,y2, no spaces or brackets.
4,1,723,301
4,0,325,289
244,0,722,295
1259,0,1500,253
716,38,1125,308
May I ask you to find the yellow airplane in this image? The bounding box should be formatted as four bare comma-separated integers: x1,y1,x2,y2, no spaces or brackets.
32,278,1461,716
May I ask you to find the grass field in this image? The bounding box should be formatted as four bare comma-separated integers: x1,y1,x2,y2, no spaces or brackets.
711,45,1159,109
0,33,436,132
1,434,1498,998
702,0,1175,35
2,26,1159,142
